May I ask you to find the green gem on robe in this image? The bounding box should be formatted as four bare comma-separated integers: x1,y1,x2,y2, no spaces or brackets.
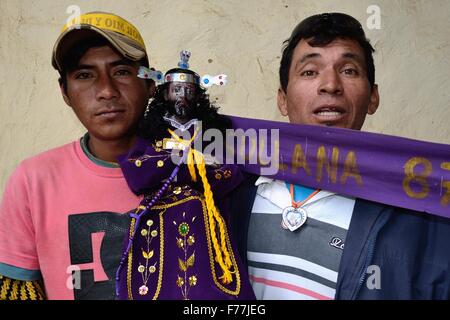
178,222,189,236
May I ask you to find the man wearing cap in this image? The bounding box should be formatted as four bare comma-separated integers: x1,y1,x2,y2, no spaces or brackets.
0,12,154,300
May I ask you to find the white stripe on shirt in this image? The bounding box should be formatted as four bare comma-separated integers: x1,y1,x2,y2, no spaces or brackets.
248,251,338,282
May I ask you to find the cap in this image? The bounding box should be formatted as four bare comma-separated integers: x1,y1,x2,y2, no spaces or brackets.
52,12,148,71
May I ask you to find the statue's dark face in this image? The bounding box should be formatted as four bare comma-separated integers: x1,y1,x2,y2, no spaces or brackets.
164,82,197,122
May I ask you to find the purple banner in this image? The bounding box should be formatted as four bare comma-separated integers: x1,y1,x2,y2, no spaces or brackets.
229,116,450,219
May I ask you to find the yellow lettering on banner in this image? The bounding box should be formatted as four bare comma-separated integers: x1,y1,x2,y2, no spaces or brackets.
340,151,362,185
440,162,450,207
316,146,339,183
275,141,287,171
402,157,432,199
291,144,311,175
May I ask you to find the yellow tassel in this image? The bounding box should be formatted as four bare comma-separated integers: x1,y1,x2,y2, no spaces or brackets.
193,149,234,282
219,269,233,285
187,149,197,182
167,128,234,284
167,128,199,183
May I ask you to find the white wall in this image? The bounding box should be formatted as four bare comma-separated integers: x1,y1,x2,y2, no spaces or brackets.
1,0,449,193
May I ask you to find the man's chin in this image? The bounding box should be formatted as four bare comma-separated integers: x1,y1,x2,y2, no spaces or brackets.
320,122,350,129
291,119,350,129
310,115,351,129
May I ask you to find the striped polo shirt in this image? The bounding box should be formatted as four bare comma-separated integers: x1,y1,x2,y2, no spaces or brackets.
247,177,355,300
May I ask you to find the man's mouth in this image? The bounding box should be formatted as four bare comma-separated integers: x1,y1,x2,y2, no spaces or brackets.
96,108,125,119
313,105,346,123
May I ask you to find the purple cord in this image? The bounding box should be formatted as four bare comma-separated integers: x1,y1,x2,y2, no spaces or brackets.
115,164,181,297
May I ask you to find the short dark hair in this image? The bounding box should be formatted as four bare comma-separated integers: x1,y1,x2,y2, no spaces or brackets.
58,36,149,92
279,13,375,92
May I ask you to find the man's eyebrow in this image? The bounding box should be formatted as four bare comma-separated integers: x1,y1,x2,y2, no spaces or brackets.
73,64,94,70
342,52,364,65
72,59,136,71
294,52,365,68
298,53,321,64
110,58,137,67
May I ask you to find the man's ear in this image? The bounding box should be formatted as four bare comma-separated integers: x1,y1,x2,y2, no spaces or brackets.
59,80,72,107
367,84,379,115
277,87,288,116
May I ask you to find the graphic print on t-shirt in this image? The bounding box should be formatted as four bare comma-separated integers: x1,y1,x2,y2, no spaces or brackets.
68,212,131,300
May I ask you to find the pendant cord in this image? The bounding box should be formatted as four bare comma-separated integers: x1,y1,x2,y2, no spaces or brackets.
289,184,321,208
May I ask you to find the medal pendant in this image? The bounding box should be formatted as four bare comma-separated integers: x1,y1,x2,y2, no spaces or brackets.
281,206,307,231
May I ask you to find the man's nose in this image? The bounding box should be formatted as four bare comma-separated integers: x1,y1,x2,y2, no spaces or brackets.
96,74,120,100
318,69,343,95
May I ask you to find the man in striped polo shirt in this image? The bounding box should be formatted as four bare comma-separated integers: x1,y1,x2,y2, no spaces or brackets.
231,13,450,300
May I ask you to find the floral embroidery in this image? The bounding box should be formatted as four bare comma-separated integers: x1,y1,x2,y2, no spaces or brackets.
137,219,158,295
173,212,197,300
213,169,232,180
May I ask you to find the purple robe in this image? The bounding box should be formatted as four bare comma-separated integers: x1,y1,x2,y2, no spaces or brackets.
116,137,255,300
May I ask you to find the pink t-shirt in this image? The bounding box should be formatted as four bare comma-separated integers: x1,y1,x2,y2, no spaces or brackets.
0,140,142,299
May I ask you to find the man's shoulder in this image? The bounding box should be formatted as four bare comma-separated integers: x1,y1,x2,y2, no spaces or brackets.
21,141,77,167
353,198,450,231
14,141,79,178
1,140,81,216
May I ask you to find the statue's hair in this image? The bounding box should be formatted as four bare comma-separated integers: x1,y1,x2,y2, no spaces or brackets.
137,84,231,142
